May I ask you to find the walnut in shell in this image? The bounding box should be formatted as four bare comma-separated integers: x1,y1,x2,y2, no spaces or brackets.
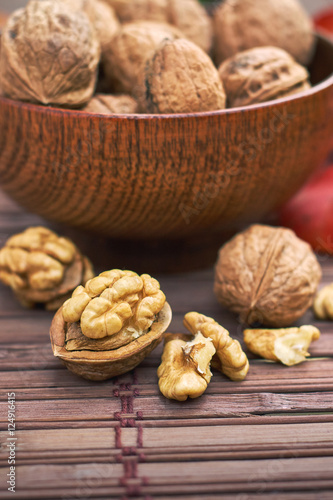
218,47,311,108
102,20,183,94
244,325,320,366
0,227,94,310
0,0,100,107
82,94,138,114
313,284,333,320
105,0,212,52
214,225,322,328
157,333,216,401
139,38,226,113
213,0,315,67
51,269,171,380
62,0,120,55
184,312,249,381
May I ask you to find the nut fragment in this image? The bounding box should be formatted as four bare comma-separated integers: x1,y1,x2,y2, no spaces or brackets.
313,284,333,320
218,47,311,108
82,94,138,114
62,0,120,55
244,326,320,366
157,333,216,401
214,225,322,328
0,227,94,309
213,0,315,66
184,312,249,381
103,20,183,94
62,270,166,341
140,38,226,114
0,0,100,107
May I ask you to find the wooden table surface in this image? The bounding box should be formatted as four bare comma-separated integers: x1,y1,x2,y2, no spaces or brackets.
0,187,333,500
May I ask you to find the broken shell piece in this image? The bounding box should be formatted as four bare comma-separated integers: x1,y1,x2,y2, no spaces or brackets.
244,326,320,366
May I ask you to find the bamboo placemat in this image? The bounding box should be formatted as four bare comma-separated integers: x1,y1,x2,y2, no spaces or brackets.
0,188,333,499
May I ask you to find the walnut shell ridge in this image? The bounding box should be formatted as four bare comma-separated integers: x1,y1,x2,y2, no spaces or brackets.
214,225,322,327
0,0,100,107
213,0,315,67
219,46,311,108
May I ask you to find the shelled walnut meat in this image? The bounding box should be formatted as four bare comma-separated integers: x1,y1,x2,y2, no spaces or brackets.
214,225,322,328
50,270,171,380
219,47,311,108
104,0,212,53
213,0,315,67
0,0,100,106
0,227,94,310
139,38,226,113
313,284,333,320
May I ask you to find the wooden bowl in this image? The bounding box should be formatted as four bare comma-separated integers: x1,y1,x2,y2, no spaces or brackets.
0,35,332,240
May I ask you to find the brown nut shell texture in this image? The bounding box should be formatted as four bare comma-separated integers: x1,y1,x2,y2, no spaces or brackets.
0,226,94,309
244,326,320,366
313,284,333,320
62,270,166,351
214,225,322,328
213,0,315,66
141,38,226,114
218,46,310,108
103,21,183,94
105,0,212,53
0,0,100,106
82,94,138,114
157,333,216,401
184,312,249,381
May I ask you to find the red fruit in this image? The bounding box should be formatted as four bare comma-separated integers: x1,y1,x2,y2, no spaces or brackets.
279,163,333,254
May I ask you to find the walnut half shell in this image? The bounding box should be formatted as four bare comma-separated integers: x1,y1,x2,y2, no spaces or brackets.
50,301,172,381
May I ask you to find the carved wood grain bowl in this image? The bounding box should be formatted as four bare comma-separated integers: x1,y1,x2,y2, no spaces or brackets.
50,302,172,381
0,35,332,240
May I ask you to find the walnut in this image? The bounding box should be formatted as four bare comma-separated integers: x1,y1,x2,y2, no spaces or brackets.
139,38,226,114
157,333,216,401
313,284,333,320
51,270,171,380
213,0,315,67
214,225,322,328
62,0,120,55
0,0,100,107
102,20,183,94
184,312,249,381
244,325,320,366
0,227,94,310
218,47,311,108
82,94,138,114
104,0,212,53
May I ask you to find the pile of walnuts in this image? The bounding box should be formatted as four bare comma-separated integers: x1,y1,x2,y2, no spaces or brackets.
0,0,315,114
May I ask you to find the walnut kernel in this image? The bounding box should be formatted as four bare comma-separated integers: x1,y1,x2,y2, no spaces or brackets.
313,284,333,320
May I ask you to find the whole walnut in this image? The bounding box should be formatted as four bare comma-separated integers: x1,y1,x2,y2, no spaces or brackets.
0,0,100,107
213,0,315,67
102,20,183,94
62,0,120,56
0,227,94,310
139,38,226,114
82,94,138,114
105,0,212,53
214,225,322,328
219,47,311,108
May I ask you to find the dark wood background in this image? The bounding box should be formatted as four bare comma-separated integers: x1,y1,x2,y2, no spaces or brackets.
0,186,333,499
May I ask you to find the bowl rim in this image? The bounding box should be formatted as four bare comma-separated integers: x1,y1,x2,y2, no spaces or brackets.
1,33,332,121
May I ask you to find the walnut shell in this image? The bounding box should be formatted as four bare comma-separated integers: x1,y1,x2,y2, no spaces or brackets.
50,302,172,381
218,46,311,108
213,0,315,67
214,225,322,328
103,20,183,94
0,0,100,107
105,0,212,53
82,94,138,114
62,0,120,55
139,38,226,114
